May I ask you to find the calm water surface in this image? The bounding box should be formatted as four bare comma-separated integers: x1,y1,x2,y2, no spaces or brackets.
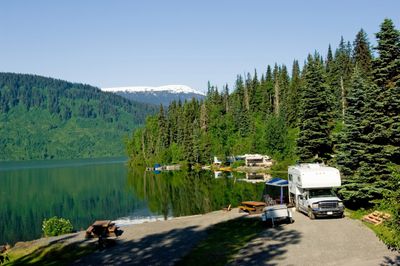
0,158,263,244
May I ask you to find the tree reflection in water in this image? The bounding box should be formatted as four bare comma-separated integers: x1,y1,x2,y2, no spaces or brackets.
127,168,264,219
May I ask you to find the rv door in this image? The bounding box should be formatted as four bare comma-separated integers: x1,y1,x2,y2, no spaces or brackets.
298,193,307,212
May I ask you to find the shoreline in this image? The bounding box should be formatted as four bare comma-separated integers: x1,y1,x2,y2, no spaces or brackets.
5,208,246,264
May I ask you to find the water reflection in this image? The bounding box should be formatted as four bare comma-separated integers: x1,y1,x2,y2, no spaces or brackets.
0,160,146,245
0,160,267,245
127,168,264,219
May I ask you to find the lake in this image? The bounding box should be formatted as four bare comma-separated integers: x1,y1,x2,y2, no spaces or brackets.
0,158,264,244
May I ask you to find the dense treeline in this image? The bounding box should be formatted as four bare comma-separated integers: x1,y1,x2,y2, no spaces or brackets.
0,73,156,160
127,67,299,166
127,19,400,248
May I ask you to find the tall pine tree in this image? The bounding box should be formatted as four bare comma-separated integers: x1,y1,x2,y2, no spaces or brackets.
297,54,332,161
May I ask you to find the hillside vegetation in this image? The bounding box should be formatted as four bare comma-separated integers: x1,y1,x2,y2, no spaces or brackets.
127,19,400,249
0,73,156,160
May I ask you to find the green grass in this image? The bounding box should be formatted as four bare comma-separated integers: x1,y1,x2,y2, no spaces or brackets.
345,208,370,220
4,241,95,266
177,217,264,266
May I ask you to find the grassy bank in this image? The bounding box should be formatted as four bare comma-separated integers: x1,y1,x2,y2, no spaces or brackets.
4,237,95,266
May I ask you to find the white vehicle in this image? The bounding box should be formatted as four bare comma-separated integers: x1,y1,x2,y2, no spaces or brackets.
288,164,344,219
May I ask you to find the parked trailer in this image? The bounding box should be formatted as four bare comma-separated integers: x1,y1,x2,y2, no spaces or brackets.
262,204,294,227
261,178,294,227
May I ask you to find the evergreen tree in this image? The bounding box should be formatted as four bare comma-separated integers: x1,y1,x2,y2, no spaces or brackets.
279,65,290,119
336,66,377,207
325,44,334,73
286,60,301,127
373,18,400,88
297,54,332,161
330,37,354,121
353,29,373,78
336,66,368,176
359,18,400,199
273,64,280,115
157,105,168,150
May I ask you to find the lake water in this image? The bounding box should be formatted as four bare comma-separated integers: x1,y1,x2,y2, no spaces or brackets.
0,158,264,244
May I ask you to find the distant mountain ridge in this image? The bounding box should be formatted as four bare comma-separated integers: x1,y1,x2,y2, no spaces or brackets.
0,73,157,160
102,85,206,106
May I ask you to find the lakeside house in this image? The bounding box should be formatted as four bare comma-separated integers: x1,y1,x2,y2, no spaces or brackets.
243,154,273,167
213,154,273,168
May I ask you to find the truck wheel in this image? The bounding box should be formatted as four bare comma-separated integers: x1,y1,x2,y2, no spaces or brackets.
308,208,315,220
264,219,272,227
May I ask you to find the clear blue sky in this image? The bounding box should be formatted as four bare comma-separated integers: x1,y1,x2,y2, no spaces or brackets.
0,1,399,92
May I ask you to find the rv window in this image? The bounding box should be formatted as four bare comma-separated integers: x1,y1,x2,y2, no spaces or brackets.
297,176,301,182
288,174,292,181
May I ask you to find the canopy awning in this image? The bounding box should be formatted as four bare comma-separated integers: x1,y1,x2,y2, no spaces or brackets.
266,177,288,187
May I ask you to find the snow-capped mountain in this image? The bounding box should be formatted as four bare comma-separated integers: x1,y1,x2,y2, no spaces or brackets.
101,85,206,106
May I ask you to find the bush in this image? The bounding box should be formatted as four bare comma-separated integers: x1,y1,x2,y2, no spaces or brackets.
42,216,73,237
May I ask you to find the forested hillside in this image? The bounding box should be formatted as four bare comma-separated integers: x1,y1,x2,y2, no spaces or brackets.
127,18,400,248
0,73,156,160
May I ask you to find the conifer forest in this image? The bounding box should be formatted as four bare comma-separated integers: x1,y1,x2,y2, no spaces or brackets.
127,19,400,249
0,73,156,160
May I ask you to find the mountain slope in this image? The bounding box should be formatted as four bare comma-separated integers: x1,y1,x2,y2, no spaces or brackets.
102,85,206,106
0,73,156,160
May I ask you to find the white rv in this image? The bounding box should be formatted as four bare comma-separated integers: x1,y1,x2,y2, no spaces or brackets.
288,164,344,219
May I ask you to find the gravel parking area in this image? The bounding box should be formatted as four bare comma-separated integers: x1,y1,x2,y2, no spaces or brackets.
230,209,399,266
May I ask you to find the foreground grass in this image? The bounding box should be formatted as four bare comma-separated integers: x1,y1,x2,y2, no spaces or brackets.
177,217,264,266
4,240,95,266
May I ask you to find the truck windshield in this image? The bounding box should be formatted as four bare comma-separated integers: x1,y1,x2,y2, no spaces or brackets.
309,189,335,198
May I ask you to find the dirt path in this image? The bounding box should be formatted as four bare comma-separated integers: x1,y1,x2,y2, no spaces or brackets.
229,209,399,266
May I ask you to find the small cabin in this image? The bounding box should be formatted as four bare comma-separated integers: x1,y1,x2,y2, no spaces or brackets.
244,154,273,167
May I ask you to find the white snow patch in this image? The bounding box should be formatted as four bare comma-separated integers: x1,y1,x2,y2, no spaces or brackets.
101,85,206,96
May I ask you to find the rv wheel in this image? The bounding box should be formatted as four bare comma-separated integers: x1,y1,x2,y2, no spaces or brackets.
308,208,315,220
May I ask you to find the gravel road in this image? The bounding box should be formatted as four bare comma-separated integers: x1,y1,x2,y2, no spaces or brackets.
73,208,399,266
230,209,400,266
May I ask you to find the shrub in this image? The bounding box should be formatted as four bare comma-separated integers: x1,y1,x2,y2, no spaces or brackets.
42,216,73,237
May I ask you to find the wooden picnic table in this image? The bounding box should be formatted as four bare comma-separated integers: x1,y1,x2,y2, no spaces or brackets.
85,220,122,239
239,201,267,215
